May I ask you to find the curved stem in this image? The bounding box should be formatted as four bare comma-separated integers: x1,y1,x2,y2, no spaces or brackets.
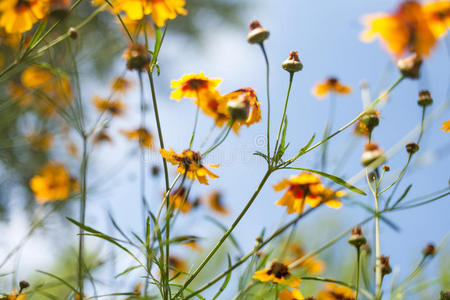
202,122,233,157
259,43,271,160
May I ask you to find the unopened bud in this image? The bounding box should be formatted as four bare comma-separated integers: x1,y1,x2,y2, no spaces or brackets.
379,255,392,276
422,243,436,257
247,20,270,44
405,142,419,154
397,53,422,79
382,165,390,172
417,90,433,107
19,280,30,290
69,27,78,39
123,43,150,72
227,98,249,121
360,110,380,133
282,51,303,73
361,143,385,167
348,226,366,248
151,165,160,177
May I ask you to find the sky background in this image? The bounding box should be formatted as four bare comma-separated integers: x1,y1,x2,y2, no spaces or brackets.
1,0,449,299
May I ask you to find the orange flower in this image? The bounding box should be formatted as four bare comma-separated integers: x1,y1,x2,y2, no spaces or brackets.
312,77,351,99
121,127,153,148
110,0,187,27
170,72,221,101
287,243,325,275
441,120,450,132
221,87,262,133
361,1,438,56
195,89,230,128
0,0,50,34
168,256,187,278
278,289,304,300
206,191,229,215
25,131,53,151
253,261,302,288
317,283,355,300
273,173,344,214
423,0,450,37
167,186,192,213
111,76,133,93
29,162,78,204
92,130,113,144
93,96,126,116
5,289,26,300
160,148,218,184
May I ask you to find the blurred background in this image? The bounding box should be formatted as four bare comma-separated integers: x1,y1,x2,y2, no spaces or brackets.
0,0,449,299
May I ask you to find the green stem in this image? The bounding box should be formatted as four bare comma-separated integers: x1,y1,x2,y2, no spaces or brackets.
78,135,88,299
189,92,201,149
259,43,271,160
356,247,361,300
174,170,273,298
202,122,233,157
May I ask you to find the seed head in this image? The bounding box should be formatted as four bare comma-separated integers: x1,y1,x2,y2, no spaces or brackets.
282,51,303,73
247,20,270,44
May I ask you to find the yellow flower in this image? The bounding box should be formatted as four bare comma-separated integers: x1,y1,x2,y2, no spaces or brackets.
423,0,450,37
273,173,344,214
317,283,355,300
287,243,325,275
360,1,438,56
116,15,154,36
312,77,351,99
441,120,450,132
278,289,304,300
92,130,113,144
167,186,192,213
25,131,53,151
29,162,77,204
170,72,221,101
0,0,49,34
206,191,229,215
93,96,126,116
195,89,230,128
160,148,218,185
0,28,31,50
4,289,26,300
111,0,187,27
221,87,262,133
121,127,154,148
253,261,302,288
182,240,202,252
111,76,133,93
168,256,187,278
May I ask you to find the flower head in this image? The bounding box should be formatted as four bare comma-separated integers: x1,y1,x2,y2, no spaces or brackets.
278,289,305,300
167,186,193,213
247,20,270,44
111,76,133,93
3,289,26,300
123,43,150,71
317,283,355,300
121,127,154,148
168,256,187,278
274,173,344,214
0,0,50,34
423,0,450,38
223,88,261,132
312,77,351,99
253,261,302,288
441,120,450,132
160,148,218,184
206,191,229,215
287,243,325,274
29,162,78,204
170,73,221,101
361,1,438,56
92,130,113,144
93,96,126,116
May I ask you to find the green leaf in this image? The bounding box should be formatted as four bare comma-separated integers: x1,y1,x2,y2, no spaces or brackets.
392,184,412,209
287,167,367,195
36,270,77,293
115,265,141,278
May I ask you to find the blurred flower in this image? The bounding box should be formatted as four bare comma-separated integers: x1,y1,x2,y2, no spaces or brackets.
160,149,218,184
92,129,113,144
223,88,261,133
317,283,355,300
423,0,450,38
253,261,302,288
182,240,202,252
121,127,154,148
312,77,351,99
29,162,78,204
66,141,78,157
111,76,133,93
0,0,50,34
361,142,385,166
288,243,325,274
0,28,31,50
25,131,53,151
278,289,304,300
167,186,192,213
116,15,154,36
93,96,126,116
441,120,450,132
170,72,221,101
274,173,344,214
169,256,187,278
3,289,26,300
123,43,150,71
360,1,438,56
124,283,142,300
206,191,229,215
194,89,229,128
109,0,187,27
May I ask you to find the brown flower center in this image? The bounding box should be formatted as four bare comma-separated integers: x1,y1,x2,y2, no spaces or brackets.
267,262,289,279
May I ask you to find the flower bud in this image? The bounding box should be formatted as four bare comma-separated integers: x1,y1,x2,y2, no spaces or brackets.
360,110,380,133
19,280,30,290
361,143,385,167
50,0,71,19
123,43,150,72
405,142,419,154
151,165,160,177
397,53,422,79
417,90,433,107
422,243,436,257
69,27,78,39
247,20,270,44
348,226,366,248
282,51,303,73
382,165,390,172
379,255,392,276
227,98,250,121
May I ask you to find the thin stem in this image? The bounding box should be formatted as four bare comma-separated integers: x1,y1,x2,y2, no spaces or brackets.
202,122,233,157
356,247,361,300
273,72,294,162
78,135,88,299
174,170,273,298
417,106,426,145
189,91,201,149
320,94,336,171
259,43,271,160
